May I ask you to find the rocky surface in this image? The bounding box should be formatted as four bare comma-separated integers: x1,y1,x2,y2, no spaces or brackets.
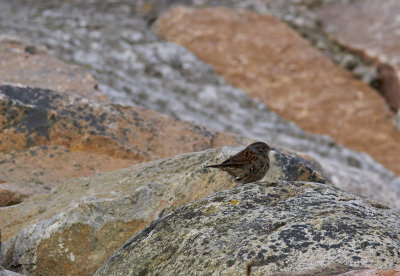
376,63,400,112
0,145,134,196
0,267,24,276
0,146,323,275
338,267,400,276
393,111,400,132
95,180,400,275
316,0,400,111
0,190,22,207
0,36,101,100
0,40,398,211
1,2,400,275
1,4,400,210
0,0,378,106
273,266,400,276
0,84,250,196
157,6,400,177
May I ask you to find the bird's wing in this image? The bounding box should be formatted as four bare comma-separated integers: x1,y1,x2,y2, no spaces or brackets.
219,149,255,166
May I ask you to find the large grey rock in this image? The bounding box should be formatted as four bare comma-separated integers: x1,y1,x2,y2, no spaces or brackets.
0,36,101,100
0,84,252,196
0,267,24,276
0,146,322,276
0,1,399,209
95,181,400,276
316,0,400,111
113,40,400,210
339,267,400,276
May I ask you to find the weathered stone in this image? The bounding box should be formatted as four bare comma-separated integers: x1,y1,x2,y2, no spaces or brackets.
0,3,398,275
0,267,24,276
1,6,399,210
255,265,400,275
264,150,326,184
0,36,102,100
0,190,21,207
0,145,134,196
95,181,400,276
269,264,358,276
393,110,400,132
376,63,400,112
316,0,400,112
0,146,323,275
156,6,400,178
145,5,400,211
338,267,400,276
0,84,250,195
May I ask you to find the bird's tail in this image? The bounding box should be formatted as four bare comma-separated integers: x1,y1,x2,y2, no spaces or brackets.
205,164,221,168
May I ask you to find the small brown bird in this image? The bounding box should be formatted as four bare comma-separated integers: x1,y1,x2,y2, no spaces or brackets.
206,142,273,184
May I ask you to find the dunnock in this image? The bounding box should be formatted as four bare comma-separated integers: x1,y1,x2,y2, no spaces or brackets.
206,142,273,184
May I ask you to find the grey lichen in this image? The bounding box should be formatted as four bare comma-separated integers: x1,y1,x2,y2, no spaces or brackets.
95,181,400,275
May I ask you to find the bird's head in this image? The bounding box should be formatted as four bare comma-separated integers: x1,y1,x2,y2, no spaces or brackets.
249,142,274,156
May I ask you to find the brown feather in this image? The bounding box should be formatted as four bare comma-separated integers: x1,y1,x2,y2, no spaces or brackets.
206,142,273,184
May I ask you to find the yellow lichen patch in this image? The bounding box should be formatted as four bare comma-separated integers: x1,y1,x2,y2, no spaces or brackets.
229,199,240,206
141,2,152,13
296,167,325,183
304,183,315,188
280,187,299,199
204,205,218,215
